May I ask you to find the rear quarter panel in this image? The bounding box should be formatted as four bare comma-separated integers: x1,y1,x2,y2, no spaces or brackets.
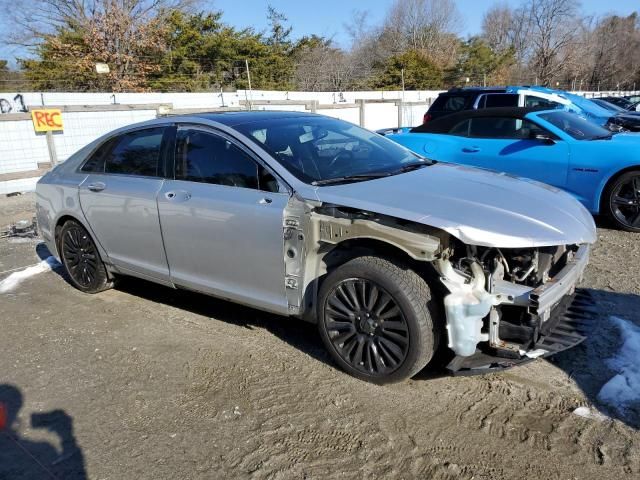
35,145,104,261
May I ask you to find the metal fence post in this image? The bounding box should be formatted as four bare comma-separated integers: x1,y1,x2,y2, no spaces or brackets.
357,99,365,127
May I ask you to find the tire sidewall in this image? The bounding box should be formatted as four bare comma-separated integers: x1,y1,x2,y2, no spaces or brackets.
606,171,640,232
317,257,434,384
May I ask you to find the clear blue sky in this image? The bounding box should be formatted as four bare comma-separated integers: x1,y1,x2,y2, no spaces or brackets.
1,0,639,64
212,0,640,46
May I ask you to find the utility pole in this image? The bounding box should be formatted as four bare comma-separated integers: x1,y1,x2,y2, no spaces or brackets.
483,72,487,87
245,59,253,111
400,68,405,102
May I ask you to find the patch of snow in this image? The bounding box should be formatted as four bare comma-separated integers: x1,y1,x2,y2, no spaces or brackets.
0,256,61,293
524,348,547,359
597,316,640,415
573,406,608,421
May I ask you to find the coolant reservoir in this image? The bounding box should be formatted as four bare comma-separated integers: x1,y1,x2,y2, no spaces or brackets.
439,261,498,357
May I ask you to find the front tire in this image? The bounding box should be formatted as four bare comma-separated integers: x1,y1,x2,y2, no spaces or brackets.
317,256,438,384
58,220,113,293
604,170,640,232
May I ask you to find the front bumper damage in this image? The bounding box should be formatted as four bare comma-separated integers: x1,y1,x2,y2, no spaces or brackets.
437,244,595,375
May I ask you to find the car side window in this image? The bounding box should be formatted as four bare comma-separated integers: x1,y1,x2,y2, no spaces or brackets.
102,127,165,176
524,96,561,109
81,138,116,173
175,129,265,191
469,117,541,139
81,128,166,175
480,94,519,108
449,119,471,136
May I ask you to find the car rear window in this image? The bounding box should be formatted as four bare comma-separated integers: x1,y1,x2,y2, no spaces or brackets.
430,95,468,113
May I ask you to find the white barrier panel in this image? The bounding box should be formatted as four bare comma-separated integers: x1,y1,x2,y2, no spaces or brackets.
317,106,360,125
364,103,399,130
0,120,48,174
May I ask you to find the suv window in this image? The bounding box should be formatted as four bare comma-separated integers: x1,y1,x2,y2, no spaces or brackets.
477,93,519,108
175,129,261,190
431,95,467,112
524,96,561,109
468,117,540,139
82,127,166,176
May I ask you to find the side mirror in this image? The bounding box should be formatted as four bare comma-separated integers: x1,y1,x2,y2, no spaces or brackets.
531,131,555,144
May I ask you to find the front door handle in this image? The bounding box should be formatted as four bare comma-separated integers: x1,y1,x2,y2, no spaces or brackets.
462,147,480,153
258,197,273,205
164,190,191,202
87,182,106,192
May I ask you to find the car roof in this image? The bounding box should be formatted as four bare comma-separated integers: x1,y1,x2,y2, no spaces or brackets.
190,110,318,127
441,87,507,96
410,107,549,133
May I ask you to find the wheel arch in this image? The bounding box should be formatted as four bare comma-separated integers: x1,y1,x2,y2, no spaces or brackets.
52,213,113,279
597,165,640,214
300,236,443,324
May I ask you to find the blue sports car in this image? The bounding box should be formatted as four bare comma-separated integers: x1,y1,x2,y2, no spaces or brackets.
384,107,640,232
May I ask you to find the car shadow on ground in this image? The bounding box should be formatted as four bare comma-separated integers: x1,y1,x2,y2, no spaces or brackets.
35,243,640,425
34,242,451,380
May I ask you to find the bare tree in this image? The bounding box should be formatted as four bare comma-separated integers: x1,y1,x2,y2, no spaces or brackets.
525,0,581,86
585,13,640,89
382,0,462,65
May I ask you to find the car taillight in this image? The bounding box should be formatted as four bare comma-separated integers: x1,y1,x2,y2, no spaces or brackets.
423,113,432,124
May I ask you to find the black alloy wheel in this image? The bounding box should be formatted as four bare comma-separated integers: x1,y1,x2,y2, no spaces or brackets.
324,278,410,375
607,171,640,232
59,220,112,293
318,256,437,384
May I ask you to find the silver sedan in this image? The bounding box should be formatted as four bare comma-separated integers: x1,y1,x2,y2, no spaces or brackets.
36,111,597,383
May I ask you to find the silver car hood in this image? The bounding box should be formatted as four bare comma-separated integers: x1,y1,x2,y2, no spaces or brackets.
309,163,597,248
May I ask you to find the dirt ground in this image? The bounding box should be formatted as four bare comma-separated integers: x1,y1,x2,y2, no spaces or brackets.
1,192,639,480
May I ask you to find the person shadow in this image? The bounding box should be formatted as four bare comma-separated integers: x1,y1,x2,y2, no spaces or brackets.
0,384,87,480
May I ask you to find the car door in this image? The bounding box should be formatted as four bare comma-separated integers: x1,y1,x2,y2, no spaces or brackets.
78,126,172,283
157,126,290,314
452,116,570,188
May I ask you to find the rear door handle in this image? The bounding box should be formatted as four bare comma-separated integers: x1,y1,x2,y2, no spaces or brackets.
462,147,480,153
87,182,106,192
258,197,273,205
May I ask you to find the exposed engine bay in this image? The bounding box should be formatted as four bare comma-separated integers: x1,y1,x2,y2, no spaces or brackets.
435,238,590,371
298,203,592,374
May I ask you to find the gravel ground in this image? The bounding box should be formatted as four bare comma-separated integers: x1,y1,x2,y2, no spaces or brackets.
1,192,639,480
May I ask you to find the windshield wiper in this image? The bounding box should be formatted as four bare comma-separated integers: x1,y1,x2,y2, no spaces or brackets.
312,172,392,186
391,161,433,174
590,134,613,140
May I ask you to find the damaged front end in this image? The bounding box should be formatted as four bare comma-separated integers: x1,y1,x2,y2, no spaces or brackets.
435,241,594,375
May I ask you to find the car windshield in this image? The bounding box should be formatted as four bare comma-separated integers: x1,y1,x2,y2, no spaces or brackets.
233,116,430,185
538,111,613,140
593,99,625,112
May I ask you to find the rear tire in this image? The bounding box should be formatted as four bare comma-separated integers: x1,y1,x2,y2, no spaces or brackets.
317,256,438,384
58,220,113,293
604,170,640,232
